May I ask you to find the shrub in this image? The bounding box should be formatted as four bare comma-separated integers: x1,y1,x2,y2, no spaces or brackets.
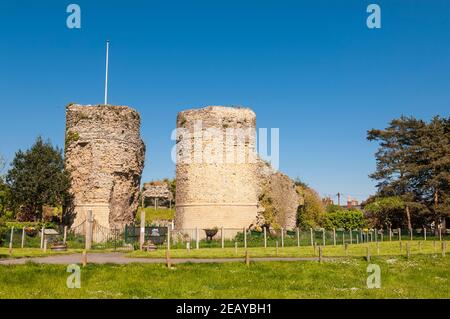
324,209,366,230
296,186,326,229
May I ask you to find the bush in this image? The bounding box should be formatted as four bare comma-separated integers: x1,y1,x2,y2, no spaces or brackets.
324,209,366,230
296,186,326,229
4,221,57,230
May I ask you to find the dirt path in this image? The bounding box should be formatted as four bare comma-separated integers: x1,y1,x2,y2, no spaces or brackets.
0,253,327,265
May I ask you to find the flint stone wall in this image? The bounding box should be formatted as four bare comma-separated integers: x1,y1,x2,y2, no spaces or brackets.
65,104,145,231
174,106,258,229
256,160,300,230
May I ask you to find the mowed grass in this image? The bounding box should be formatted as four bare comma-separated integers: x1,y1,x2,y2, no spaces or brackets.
129,241,446,259
136,207,175,224
0,255,448,299
0,248,85,259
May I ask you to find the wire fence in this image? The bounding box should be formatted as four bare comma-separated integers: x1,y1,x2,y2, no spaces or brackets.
123,226,449,250
1,225,448,250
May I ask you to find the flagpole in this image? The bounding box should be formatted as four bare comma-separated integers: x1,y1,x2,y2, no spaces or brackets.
104,40,110,105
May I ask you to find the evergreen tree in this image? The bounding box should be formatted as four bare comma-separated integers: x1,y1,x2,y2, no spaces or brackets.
367,116,426,229
368,116,450,230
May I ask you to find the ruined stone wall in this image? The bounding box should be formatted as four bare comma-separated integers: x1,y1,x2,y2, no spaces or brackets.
174,106,258,229
65,104,145,231
256,160,300,230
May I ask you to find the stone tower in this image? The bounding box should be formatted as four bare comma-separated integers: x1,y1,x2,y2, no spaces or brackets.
174,106,258,230
65,104,145,232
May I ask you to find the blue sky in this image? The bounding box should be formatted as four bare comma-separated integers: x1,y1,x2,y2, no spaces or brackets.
1,0,449,203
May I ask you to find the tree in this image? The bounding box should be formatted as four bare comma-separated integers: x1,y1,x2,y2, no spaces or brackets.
415,116,450,230
363,196,405,228
368,116,450,230
324,209,366,231
296,183,326,229
6,137,70,221
367,116,426,230
0,155,10,217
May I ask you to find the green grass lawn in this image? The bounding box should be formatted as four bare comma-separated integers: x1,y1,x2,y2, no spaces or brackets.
129,241,446,259
0,248,86,259
0,255,448,299
136,207,175,224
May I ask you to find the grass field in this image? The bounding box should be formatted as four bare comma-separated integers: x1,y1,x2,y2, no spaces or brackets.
136,207,175,224
0,255,448,299
129,241,446,259
0,248,85,259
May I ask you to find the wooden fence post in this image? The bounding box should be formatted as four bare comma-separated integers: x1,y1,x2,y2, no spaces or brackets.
296,227,300,247
167,226,171,251
281,228,284,248
439,227,442,242
85,211,93,251
333,228,336,246
398,228,402,242
310,228,314,247
406,242,411,258
63,226,69,245
21,227,25,249
140,210,146,251
245,250,250,267
424,228,427,241
9,227,14,252
221,227,225,249
40,226,45,249
264,227,267,249
196,227,200,250
82,250,87,267
322,229,326,246
166,249,171,268
318,246,323,263
63,226,68,245
356,230,359,245
244,227,247,249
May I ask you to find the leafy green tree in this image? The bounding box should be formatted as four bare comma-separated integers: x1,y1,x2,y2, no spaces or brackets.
363,196,405,228
296,182,326,229
6,137,70,222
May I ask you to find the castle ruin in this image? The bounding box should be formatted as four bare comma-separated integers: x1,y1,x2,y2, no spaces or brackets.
65,104,145,232
174,106,259,230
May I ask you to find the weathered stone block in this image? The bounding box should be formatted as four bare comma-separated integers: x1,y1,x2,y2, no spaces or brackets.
65,104,145,233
